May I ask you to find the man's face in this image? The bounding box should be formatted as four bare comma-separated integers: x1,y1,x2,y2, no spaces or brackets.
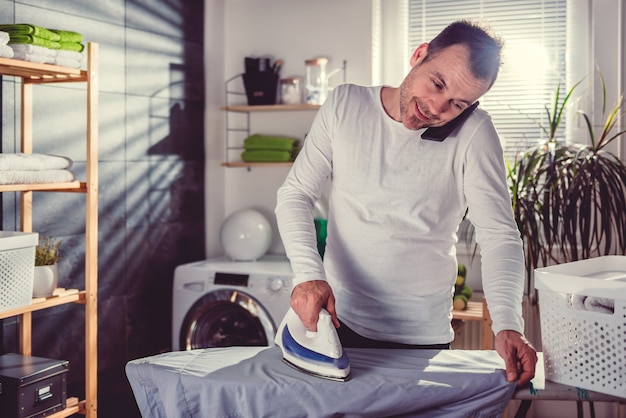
399,44,491,131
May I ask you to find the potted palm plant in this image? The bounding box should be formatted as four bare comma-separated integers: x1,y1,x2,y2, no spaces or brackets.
508,70,626,301
33,236,61,297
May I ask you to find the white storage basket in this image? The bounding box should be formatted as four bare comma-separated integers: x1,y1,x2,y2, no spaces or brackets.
0,231,38,312
535,256,626,398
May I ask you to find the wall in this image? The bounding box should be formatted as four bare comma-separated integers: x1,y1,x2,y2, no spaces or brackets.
210,0,373,256
0,1,205,416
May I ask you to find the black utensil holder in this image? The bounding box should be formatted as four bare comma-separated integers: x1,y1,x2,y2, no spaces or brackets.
243,72,279,105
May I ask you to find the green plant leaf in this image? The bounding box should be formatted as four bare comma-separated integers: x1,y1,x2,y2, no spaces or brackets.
35,236,61,266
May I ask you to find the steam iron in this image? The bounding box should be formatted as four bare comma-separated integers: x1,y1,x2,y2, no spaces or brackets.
275,307,351,382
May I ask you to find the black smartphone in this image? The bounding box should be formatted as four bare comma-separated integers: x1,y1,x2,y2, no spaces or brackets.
421,101,479,142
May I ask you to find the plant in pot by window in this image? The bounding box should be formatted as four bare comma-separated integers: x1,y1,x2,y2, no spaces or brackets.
508,70,626,302
33,236,61,298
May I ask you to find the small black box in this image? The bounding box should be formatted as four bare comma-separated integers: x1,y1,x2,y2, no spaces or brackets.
0,353,68,418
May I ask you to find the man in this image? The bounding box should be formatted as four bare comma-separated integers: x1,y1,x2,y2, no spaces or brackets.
275,20,537,387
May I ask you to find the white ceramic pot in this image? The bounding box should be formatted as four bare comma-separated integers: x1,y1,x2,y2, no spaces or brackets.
33,264,59,297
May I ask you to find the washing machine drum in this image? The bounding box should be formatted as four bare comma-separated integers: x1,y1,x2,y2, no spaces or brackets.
179,289,275,350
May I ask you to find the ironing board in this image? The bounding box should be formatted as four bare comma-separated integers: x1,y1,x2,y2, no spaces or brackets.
126,347,517,418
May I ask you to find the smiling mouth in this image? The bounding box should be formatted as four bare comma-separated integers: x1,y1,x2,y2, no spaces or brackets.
415,103,430,121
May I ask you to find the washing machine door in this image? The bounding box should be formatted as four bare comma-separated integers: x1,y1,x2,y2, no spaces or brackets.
179,288,276,350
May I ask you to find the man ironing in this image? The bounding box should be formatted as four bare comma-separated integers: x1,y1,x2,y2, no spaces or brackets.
275,20,537,387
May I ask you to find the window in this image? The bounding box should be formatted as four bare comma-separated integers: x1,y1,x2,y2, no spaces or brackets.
376,0,572,160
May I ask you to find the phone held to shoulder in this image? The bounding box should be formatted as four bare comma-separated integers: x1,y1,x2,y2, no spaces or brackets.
421,101,479,142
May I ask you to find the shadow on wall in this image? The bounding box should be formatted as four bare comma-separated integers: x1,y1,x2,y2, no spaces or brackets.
1,1,206,417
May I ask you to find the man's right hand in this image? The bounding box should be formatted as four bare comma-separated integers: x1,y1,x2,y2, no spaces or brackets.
290,280,338,331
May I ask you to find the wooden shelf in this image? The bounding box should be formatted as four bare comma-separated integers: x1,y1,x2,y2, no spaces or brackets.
0,181,85,193
451,297,494,350
0,289,84,320
220,103,317,167
46,397,83,418
220,103,320,112
0,57,86,83
221,161,293,168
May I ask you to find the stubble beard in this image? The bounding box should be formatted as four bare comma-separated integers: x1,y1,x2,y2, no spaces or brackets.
399,81,422,131
399,74,438,131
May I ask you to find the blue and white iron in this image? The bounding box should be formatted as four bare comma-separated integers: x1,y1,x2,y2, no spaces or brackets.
275,307,351,382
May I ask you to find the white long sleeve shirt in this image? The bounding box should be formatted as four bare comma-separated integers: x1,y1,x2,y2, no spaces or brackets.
276,84,525,344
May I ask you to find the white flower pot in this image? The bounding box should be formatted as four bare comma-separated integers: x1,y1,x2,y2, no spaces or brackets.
33,264,58,297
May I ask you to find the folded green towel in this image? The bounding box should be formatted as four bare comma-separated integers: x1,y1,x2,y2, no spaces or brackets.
49,29,83,43
59,41,84,52
0,24,60,41
8,35,60,49
241,150,294,162
243,134,299,151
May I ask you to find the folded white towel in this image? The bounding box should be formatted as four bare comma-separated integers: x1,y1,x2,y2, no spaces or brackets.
10,50,55,64
0,44,14,58
0,169,75,185
53,56,81,69
56,49,83,61
0,153,73,171
0,31,9,45
9,43,55,56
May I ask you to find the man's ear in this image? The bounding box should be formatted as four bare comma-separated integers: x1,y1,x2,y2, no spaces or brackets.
409,43,429,67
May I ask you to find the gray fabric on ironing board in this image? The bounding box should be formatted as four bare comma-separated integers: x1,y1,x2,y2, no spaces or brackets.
126,346,516,418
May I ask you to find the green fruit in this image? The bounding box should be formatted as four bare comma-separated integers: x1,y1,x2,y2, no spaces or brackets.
455,275,465,286
457,263,467,277
453,294,468,310
460,286,473,299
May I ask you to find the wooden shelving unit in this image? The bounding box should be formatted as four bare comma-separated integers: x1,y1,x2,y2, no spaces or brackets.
220,103,320,112
220,103,320,167
221,72,321,167
0,43,99,417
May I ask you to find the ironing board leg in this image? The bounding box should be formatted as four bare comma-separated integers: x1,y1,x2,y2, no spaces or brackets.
514,400,532,418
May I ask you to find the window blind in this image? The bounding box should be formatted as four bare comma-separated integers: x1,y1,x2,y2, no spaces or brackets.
408,0,567,160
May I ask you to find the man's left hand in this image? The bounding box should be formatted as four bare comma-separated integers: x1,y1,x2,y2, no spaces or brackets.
495,330,537,387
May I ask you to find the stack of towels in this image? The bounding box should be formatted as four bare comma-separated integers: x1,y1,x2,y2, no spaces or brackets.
0,30,13,58
0,153,75,185
241,134,300,163
0,24,84,68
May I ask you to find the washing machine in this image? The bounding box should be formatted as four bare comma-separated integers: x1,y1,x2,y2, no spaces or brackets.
172,254,294,351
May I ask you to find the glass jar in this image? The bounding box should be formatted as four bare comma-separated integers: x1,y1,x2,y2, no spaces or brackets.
305,58,328,105
280,77,303,105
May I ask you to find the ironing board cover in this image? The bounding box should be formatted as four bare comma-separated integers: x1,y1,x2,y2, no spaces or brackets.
126,347,516,418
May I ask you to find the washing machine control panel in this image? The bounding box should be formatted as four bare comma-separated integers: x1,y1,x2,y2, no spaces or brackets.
266,276,289,294
211,272,291,296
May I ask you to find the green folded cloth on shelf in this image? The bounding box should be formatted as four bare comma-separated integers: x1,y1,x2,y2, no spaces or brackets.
8,35,60,49
58,41,84,52
0,24,60,41
49,29,83,43
243,134,299,151
241,150,294,162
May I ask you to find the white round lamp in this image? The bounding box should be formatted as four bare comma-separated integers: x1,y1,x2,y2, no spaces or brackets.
220,208,272,261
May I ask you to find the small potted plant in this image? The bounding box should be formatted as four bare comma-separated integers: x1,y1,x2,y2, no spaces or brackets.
33,236,61,297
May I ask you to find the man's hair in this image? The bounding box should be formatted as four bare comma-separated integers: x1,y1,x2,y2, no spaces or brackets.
425,20,503,88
